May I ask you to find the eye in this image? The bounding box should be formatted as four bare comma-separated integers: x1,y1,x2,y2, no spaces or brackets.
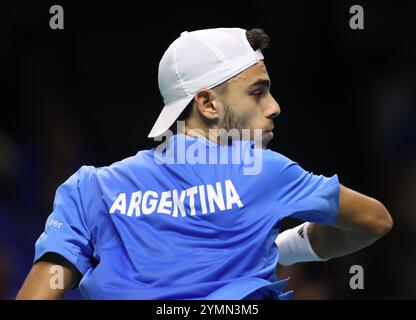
252,89,265,98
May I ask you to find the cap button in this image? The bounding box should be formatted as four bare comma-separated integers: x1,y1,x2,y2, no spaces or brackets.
180,31,189,37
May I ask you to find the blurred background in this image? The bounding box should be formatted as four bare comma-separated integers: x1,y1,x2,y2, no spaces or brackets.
1,0,415,299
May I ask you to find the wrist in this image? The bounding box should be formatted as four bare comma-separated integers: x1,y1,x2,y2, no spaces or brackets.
275,222,330,266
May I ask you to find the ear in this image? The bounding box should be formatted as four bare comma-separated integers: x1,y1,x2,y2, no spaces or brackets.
193,89,221,121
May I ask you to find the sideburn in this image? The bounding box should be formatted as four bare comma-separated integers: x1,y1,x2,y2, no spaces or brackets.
220,104,249,144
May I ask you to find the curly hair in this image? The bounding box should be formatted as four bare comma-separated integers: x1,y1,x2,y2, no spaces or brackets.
246,28,270,51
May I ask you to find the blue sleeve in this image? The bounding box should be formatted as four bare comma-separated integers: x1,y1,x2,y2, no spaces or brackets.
34,166,95,275
264,150,340,225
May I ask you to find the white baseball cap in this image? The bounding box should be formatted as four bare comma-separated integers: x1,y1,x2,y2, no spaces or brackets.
147,27,264,138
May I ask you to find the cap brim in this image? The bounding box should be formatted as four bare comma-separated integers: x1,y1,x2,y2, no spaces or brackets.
147,95,194,138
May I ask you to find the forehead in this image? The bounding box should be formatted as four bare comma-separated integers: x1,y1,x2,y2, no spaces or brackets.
228,61,270,86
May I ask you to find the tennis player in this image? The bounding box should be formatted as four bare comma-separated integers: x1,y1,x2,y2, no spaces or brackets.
16,28,393,300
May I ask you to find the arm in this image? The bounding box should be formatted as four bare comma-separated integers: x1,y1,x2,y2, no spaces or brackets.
275,184,393,267
16,253,81,300
307,185,393,259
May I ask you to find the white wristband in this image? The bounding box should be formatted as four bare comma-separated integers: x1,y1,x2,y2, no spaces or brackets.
275,222,329,266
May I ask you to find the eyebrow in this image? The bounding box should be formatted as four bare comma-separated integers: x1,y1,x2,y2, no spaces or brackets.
247,79,271,91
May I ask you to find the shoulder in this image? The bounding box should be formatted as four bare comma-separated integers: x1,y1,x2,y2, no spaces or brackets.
77,150,160,197
61,153,144,219
262,149,296,166
257,148,299,177
60,151,145,196
92,151,150,182
230,139,297,166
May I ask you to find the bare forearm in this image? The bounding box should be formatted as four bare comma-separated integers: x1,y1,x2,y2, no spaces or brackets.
307,185,393,259
307,223,377,259
274,185,393,273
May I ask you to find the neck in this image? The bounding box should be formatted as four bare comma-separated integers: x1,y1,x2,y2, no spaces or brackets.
178,119,221,145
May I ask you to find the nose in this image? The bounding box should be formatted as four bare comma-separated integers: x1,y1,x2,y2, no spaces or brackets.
265,96,281,119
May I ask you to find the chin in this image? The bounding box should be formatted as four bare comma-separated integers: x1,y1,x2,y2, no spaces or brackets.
253,136,272,149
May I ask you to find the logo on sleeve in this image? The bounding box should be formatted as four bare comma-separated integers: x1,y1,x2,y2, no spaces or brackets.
297,225,305,239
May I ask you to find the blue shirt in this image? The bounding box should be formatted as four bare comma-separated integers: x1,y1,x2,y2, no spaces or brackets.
34,134,340,299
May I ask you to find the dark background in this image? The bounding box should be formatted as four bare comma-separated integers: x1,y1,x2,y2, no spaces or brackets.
1,0,415,299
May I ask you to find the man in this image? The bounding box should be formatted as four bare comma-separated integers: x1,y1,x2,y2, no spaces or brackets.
16,28,392,300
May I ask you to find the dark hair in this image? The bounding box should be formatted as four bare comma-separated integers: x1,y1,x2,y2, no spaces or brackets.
174,28,270,126
246,28,270,51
